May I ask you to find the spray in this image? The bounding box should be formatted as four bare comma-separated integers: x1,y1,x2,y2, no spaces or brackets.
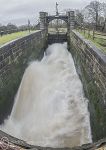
1,43,92,148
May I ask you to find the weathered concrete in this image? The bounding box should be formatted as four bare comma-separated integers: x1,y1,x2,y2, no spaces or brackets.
48,33,67,44
0,30,47,124
69,30,106,142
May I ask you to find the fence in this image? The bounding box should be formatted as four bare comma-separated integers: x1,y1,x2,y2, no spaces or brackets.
77,26,106,40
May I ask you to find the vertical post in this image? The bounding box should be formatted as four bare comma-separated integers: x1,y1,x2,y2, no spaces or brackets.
39,12,48,30
28,19,30,33
56,2,59,34
81,25,82,31
39,12,48,46
88,28,90,38
67,11,75,49
84,26,85,35
93,28,95,40
56,2,59,16
67,11,75,32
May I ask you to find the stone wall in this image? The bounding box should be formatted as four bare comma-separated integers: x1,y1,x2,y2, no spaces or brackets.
0,30,47,124
69,30,106,142
0,129,106,150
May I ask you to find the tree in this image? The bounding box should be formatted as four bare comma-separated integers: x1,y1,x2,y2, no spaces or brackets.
85,1,103,30
75,10,84,26
7,23,18,33
102,2,106,32
0,25,7,33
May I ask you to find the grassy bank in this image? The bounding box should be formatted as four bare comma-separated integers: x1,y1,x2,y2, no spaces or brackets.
0,31,35,47
76,29,106,53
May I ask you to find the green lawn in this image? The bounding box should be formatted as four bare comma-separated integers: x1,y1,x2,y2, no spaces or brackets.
0,31,35,47
76,29,106,53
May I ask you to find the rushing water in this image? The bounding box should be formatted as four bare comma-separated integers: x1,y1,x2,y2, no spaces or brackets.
1,43,92,148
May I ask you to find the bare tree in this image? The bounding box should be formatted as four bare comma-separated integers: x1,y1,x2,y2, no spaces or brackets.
102,2,106,32
85,1,103,30
75,10,84,26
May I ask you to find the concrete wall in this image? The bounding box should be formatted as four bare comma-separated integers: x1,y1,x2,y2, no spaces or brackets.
69,30,106,141
0,30,47,124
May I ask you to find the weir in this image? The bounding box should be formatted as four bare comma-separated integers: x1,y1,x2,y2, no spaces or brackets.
48,33,67,44
0,11,106,150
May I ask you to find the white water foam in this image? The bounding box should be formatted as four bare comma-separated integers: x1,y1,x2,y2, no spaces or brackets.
1,43,92,148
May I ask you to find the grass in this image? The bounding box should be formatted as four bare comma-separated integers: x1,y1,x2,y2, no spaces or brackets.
0,30,35,47
76,29,106,53
48,28,67,33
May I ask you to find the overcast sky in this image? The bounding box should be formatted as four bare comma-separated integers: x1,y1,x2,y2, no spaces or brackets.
0,0,106,26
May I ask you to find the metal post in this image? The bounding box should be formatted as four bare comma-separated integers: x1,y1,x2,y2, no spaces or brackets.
28,19,30,33
56,2,59,16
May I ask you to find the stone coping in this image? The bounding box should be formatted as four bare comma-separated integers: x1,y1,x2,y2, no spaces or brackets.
0,30,41,49
72,30,106,65
0,130,106,150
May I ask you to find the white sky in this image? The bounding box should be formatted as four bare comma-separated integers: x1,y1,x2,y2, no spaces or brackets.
0,0,106,26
